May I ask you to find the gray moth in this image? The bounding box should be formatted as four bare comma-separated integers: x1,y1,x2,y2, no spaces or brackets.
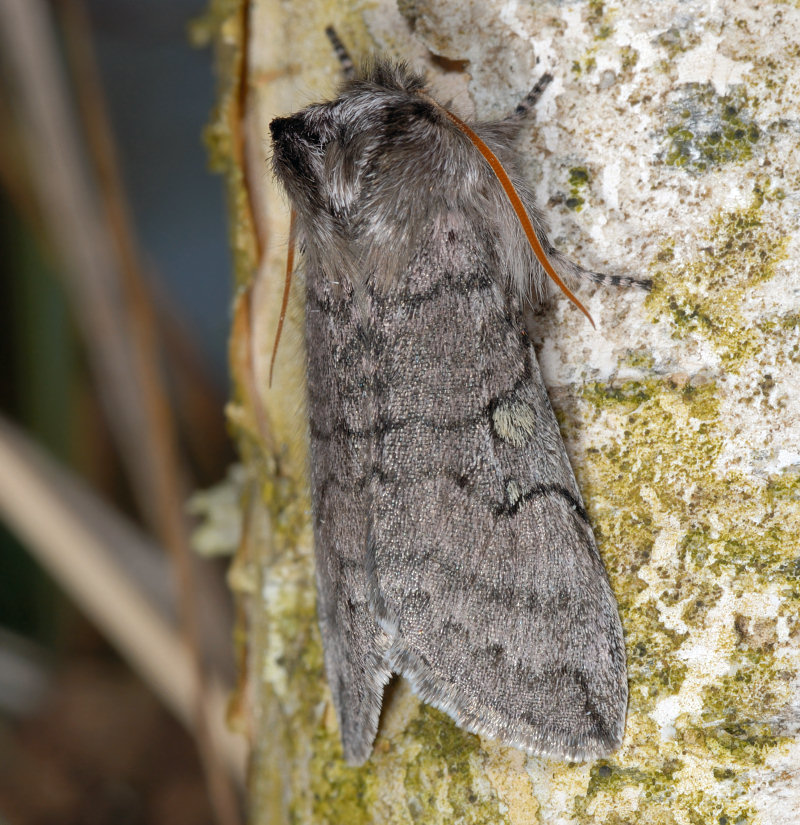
269,29,636,766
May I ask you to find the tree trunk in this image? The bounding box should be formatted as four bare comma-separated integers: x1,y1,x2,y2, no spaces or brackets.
207,0,800,821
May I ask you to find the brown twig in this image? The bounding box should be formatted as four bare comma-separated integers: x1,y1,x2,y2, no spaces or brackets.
0,415,246,784
57,1,241,821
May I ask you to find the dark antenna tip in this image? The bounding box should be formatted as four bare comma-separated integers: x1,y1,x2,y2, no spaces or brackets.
325,25,356,79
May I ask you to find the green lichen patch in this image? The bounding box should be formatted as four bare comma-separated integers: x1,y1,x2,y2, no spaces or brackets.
567,344,800,817
580,377,720,516
583,378,656,409
260,445,314,551
680,526,788,580
569,167,590,187
677,792,755,825
579,749,758,824
575,758,682,820
679,577,725,626
701,672,789,759
566,166,590,211
648,188,789,370
768,468,800,503
577,379,722,707
626,601,689,699
300,679,511,823
758,312,800,363
777,553,800,601
308,746,375,824
571,43,636,81
586,0,605,25
586,0,614,40
620,45,639,72
402,705,507,824
653,26,702,59
260,560,322,698
595,24,613,41
620,350,656,371
658,84,761,174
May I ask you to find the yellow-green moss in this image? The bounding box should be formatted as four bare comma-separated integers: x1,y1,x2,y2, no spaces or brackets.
564,283,800,819
620,45,639,72
303,703,512,824
586,0,613,40
576,758,682,818
402,706,508,824
566,166,590,211
654,26,702,58
308,746,374,824
648,187,789,371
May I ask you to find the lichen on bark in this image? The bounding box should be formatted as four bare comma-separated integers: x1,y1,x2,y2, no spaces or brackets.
207,0,800,821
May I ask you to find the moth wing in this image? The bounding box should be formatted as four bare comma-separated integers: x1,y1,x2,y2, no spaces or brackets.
306,274,392,765
367,226,627,760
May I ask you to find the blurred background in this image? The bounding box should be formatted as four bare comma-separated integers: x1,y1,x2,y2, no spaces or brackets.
0,0,244,822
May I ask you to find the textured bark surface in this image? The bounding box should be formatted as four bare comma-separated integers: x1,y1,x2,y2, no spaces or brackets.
208,0,800,822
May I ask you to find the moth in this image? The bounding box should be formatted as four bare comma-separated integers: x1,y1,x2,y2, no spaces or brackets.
269,29,639,765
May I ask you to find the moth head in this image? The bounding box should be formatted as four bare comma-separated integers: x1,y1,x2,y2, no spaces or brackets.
270,63,473,235
270,103,340,212
269,60,532,288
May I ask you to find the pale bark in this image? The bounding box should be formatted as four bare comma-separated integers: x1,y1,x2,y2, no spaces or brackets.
209,0,800,821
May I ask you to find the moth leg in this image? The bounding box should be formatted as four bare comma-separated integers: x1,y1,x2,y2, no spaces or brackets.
544,243,653,290
325,26,356,79
505,72,554,124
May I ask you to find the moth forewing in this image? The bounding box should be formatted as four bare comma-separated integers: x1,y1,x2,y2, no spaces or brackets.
270,47,630,765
